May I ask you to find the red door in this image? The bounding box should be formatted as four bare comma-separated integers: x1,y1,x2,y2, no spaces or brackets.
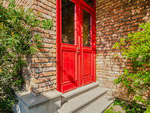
56,0,96,93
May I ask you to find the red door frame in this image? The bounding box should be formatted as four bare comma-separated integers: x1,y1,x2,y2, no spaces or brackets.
56,0,96,92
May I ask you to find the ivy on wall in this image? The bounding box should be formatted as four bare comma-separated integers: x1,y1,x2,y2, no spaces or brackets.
0,0,53,112
113,22,150,112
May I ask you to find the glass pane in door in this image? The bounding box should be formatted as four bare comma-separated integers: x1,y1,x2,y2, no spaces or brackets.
83,10,91,47
84,0,93,7
62,0,75,44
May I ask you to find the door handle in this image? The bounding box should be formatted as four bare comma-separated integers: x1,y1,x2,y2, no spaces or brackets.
77,47,80,54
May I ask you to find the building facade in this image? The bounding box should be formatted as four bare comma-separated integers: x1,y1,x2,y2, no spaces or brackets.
6,0,149,113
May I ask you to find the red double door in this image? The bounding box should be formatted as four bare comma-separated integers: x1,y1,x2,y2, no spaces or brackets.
57,0,96,93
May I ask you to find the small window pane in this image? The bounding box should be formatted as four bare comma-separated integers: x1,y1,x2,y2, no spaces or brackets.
84,0,93,7
83,10,91,47
62,0,74,44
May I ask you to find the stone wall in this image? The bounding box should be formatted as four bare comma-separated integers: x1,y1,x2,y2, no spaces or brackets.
96,0,150,91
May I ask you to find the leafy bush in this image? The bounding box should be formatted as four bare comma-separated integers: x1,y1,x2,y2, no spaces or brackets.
114,98,146,113
0,0,53,112
113,22,150,112
104,105,122,113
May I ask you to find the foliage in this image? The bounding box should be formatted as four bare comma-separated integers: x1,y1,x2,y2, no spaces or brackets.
104,106,121,113
0,0,53,112
114,98,146,113
104,98,148,113
113,22,150,112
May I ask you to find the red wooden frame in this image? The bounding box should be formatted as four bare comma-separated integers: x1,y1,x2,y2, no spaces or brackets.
56,0,96,92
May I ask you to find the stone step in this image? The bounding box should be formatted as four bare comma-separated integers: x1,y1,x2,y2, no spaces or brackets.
78,93,115,113
61,82,99,104
57,87,107,113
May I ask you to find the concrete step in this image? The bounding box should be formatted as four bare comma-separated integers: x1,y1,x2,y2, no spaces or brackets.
61,82,99,104
78,93,115,113
57,87,107,113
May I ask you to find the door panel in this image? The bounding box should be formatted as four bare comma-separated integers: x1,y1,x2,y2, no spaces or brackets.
61,44,78,92
82,7,94,86
83,53,91,77
60,0,78,93
62,51,77,82
61,50,78,92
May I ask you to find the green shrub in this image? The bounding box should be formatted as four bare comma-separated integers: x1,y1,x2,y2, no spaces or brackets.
104,106,122,113
114,98,146,113
113,22,150,112
0,0,53,112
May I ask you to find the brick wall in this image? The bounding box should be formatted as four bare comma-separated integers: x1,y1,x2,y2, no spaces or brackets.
28,0,57,94
96,0,150,91
2,0,57,95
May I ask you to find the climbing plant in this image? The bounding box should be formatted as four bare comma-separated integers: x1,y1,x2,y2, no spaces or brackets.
113,22,150,113
0,0,53,112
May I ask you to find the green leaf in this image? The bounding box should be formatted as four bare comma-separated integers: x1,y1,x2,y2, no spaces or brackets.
113,42,120,49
